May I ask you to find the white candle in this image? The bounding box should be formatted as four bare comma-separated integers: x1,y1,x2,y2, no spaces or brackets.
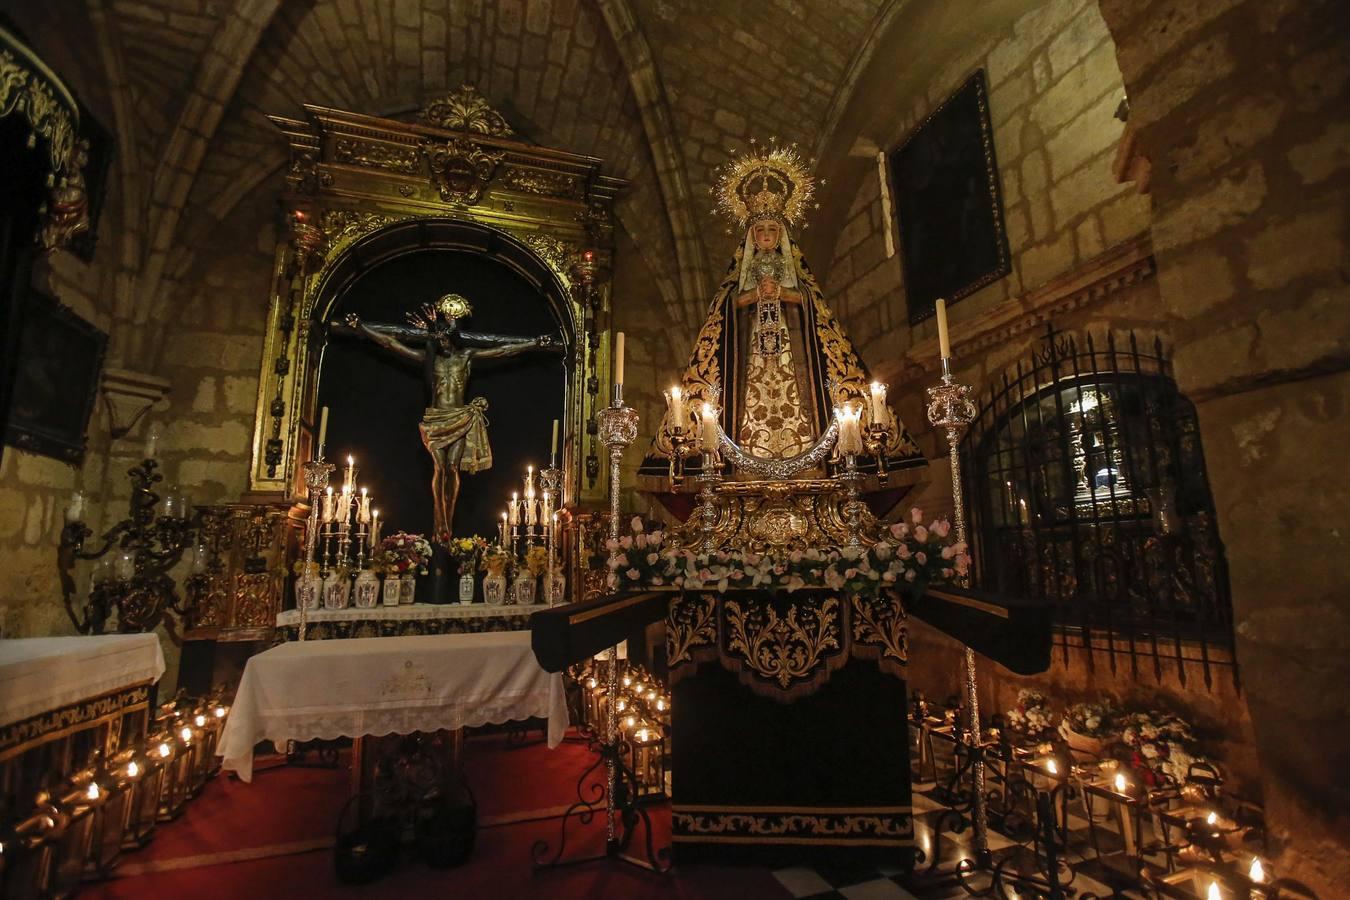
501,511,508,545
345,455,356,491
323,487,335,522
143,422,162,460
65,490,85,523
526,497,538,526
668,385,685,428
316,406,329,458
700,402,719,453
509,493,520,526
614,331,625,386
869,381,888,426
935,297,952,360
551,419,559,458
525,465,535,500
836,406,864,456
358,487,371,523
371,509,380,544
542,490,552,524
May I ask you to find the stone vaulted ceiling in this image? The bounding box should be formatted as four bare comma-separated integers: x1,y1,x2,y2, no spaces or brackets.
8,0,906,352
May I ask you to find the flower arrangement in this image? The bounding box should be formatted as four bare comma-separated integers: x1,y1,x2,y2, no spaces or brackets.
524,545,549,578
1004,689,1055,737
1119,709,1205,786
444,535,488,574
604,509,969,596
375,532,433,576
1059,698,1118,746
481,546,510,577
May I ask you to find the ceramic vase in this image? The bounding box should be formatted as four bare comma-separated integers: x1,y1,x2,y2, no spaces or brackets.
322,572,350,610
353,569,379,609
458,572,475,604
295,571,321,611
483,572,507,605
399,572,416,605
382,573,401,606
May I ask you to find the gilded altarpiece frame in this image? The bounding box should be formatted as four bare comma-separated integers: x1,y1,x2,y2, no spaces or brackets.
248,87,625,510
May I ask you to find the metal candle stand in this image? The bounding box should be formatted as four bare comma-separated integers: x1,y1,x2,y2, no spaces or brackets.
923,357,993,874
532,384,670,874
298,458,335,642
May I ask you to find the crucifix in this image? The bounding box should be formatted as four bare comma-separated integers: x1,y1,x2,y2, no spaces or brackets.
331,293,562,537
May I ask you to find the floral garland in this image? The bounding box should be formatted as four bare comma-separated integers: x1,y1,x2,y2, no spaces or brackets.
375,532,433,576
605,508,970,596
1059,698,1209,786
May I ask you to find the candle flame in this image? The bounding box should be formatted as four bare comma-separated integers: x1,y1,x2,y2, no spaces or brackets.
1206,881,1221,900
1114,772,1127,793
1046,758,1058,775
702,402,714,416
1249,858,1265,882
158,742,172,758
86,782,100,800
670,385,681,400
361,487,367,497
1206,810,1218,825
127,761,140,777
372,509,379,518
347,455,353,465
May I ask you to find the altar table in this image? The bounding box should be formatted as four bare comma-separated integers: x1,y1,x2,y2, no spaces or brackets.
274,603,544,641
1,634,164,823
218,631,568,781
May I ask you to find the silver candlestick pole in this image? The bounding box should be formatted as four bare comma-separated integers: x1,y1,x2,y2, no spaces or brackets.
540,466,562,605
596,382,638,852
300,458,335,642
925,356,987,864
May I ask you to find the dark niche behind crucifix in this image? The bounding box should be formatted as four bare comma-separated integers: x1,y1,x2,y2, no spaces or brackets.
330,293,561,538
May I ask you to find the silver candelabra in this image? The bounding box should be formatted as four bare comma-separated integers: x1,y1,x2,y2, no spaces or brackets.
925,356,987,864
299,458,335,642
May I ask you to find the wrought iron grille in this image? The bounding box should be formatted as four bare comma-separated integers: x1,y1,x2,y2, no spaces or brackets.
960,327,1236,687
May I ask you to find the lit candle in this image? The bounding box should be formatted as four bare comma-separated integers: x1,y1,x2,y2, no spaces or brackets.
1249,858,1265,883
316,405,329,459
509,493,520,526
323,486,335,522
371,509,380,544
700,402,719,453
542,490,552,524
345,455,356,491
1114,772,1128,795
526,496,537,526
551,419,559,460
1207,881,1221,900
869,381,888,426
667,385,685,428
358,487,371,523
1206,810,1218,826
1046,758,1058,775
935,297,952,360
614,331,625,386
525,465,535,500
836,406,864,456
65,490,85,523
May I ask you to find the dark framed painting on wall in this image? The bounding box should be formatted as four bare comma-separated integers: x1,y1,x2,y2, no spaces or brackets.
3,289,107,463
890,68,1010,325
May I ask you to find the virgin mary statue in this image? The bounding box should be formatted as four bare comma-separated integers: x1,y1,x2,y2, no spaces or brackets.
641,142,922,479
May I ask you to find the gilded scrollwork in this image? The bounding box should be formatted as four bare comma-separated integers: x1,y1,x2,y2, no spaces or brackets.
667,593,717,665
851,592,909,666
319,210,403,246
724,596,840,689
500,167,579,198
419,84,514,136
420,137,504,205
334,138,420,174
0,44,77,177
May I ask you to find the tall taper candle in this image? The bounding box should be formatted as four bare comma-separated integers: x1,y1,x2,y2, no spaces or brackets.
551,419,559,460
316,406,329,459
700,402,719,453
935,297,952,360
614,331,625,386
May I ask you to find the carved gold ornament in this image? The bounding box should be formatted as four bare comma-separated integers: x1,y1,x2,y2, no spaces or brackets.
672,808,912,842
334,138,419,174
715,141,816,228
420,136,504,205
724,596,840,689
420,85,514,136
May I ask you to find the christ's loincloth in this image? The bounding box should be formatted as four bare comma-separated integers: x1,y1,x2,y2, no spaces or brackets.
419,397,492,473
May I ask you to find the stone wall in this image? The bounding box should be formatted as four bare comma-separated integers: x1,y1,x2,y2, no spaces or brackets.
1095,0,1350,890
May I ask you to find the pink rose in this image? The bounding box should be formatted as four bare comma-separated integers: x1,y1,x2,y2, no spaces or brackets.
630,516,644,533
646,553,660,565
914,525,928,542
626,568,640,580
911,507,924,524
941,545,955,560
649,530,664,544
788,550,804,564
915,551,927,565
904,569,917,582
635,533,648,548
613,553,629,568
934,519,952,538
619,535,633,549
889,522,909,540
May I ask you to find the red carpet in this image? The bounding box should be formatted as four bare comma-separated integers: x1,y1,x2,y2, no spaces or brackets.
81,730,789,900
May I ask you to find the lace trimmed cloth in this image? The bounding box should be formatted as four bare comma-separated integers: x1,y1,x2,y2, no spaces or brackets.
218,631,568,781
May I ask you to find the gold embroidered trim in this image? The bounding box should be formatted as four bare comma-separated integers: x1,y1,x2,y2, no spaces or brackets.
724,596,840,689
666,593,717,666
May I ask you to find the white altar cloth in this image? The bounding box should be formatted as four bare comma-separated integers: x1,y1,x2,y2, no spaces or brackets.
0,634,165,727
218,631,568,781
275,602,544,626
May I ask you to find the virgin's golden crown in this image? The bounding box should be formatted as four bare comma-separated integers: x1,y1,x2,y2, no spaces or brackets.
715,142,816,228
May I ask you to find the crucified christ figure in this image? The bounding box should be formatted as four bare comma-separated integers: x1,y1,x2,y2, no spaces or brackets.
331,293,562,537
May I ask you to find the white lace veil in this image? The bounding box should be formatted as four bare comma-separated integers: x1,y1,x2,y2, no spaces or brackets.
736,222,800,293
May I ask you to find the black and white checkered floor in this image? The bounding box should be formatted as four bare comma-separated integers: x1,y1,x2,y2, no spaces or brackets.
768,770,1150,899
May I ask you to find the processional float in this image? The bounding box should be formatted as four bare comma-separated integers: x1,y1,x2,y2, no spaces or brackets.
530,142,1052,873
